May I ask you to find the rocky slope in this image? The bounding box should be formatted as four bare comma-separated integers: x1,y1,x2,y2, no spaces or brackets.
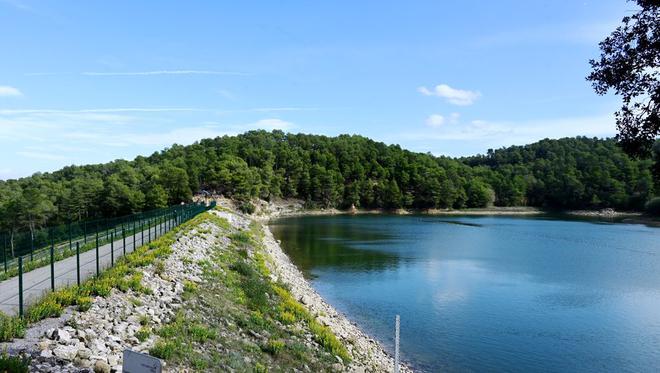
2,202,412,372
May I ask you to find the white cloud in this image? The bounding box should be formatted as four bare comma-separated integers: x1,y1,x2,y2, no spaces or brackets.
81,70,249,76
473,21,620,47
0,0,31,11
403,114,616,150
0,106,303,178
249,118,294,131
0,86,22,97
0,168,18,180
426,114,445,127
418,84,481,106
217,89,236,100
249,107,317,112
16,151,67,161
426,112,461,128
0,107,200,115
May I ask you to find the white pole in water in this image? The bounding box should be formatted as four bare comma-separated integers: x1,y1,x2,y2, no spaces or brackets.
395,314,400,373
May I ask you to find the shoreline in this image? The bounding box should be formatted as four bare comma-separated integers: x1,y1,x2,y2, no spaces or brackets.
249,198,657,222
218,198,413,371
3,203,412,372
260,223,413,372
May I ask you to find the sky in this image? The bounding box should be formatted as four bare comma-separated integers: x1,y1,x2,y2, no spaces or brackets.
0,0,635,179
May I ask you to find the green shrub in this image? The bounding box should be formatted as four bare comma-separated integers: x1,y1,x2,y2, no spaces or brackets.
189,324,217,343
84,278,113,297
150,340,177,359
231,260,254,277
77,296,93,312
238,201,256,215
309,320,350,362
229,231,253,246
278,311,296,325
157,324,178,338
135,327,151,342
183,280,198,294
26,299,63,323
262,338,285,355
129,297,143,307
645,197,660,216
154,260,166,275
51,287,80,306
139,314,151,326
0,314,25,342
127,273,149,294
241,274,270,313
0,351,30,373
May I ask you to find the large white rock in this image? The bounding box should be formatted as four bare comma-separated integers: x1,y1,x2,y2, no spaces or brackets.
55,328,72,344
53,344,79,360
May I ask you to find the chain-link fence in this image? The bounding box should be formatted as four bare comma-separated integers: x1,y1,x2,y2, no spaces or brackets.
0,201,215,316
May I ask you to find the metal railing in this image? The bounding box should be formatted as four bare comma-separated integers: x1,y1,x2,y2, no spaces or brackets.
1,204,206,280
0,201,215,317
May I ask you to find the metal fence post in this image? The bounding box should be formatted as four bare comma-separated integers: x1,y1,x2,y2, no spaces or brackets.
141,219,144,247
133,218,136,250
95,228,100,277
68,222,72,252
50,241,55,291
122,224,126,255
18,256,23,318
30,233,34,261
110,231,114,267
76,242,80,286
2,236,6,273
395,315,400,373
83,221,87,244
148,218,152,243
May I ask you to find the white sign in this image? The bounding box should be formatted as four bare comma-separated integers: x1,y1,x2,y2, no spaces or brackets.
122,349,162,373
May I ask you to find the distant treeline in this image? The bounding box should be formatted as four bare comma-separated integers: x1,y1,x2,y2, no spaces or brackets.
1,131,658,236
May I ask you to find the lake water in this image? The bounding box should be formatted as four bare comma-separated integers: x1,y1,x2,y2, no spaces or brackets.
269,215,660,372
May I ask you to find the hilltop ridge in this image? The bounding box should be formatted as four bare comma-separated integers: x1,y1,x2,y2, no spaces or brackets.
1,133,658,245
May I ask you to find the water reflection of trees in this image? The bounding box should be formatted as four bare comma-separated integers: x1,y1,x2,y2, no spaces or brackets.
270,217,401,276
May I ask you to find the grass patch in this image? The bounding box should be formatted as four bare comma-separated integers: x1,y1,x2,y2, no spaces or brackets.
229,231,253,246
272,285,350,362
154,259,166,276
150,340,178,360
0,351,30,373
25,299,63,323
183,280,198,294
139,314,150,326
135,327,151,342
144,212,350,370
0,315,25,342
129,297,143,307
262,338,285,355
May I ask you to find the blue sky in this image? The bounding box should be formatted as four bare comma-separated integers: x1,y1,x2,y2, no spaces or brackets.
0,0,631,179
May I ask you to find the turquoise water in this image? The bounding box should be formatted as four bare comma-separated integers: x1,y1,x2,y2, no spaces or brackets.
269,215,660,372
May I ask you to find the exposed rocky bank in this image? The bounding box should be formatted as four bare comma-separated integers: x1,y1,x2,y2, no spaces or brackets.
2,201,412,372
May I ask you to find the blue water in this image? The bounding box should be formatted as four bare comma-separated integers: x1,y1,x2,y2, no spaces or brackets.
270,215,660,372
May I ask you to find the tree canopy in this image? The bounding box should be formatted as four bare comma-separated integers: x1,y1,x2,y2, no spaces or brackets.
0,131,656,237
587,0,659,156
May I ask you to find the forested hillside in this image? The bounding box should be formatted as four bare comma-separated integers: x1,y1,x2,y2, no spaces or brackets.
464,137,659,210
0,131,657,234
